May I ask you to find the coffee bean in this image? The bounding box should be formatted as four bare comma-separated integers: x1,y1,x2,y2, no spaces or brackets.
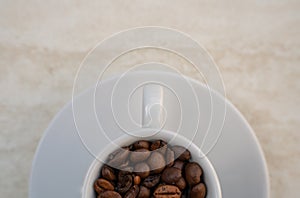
191,183,206,198
133,140,150,150
118,163,133,172
108,147,130,167
161,140,167,146
134,162,150,179
94,181,104,194
166,148,175,167
161,167,182,184
118,159,130,168
118,170,132,180
134,175,141,185
138,186,150,198
159,141,168,155
185,162,202,186
150,140,161,151
172,160,185,171
151,140,168,154
116,172,132,194
172,146,191,161
95,178,114,191
101,165,116,181
98,190,121,198
147,152,165,174
153,185,181,198
142,175,161,188
175,177,186,190
124,185,139,198
130,149,151,163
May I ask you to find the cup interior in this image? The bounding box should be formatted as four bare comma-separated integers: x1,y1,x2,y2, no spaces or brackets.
82,129,222,198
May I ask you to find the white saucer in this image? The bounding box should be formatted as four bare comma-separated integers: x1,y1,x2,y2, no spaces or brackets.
29,71,269,198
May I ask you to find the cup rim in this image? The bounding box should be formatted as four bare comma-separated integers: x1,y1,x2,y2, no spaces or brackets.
82,129,222,198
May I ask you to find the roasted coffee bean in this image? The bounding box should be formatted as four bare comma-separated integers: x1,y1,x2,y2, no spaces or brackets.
166,148,175,167
108,146,129,159
130,149,151,163
101,165,116,181
134,162,150,179
172,160,185,171
175,177,186,190
94,181,104,194
191,183,206,198
118,160,131,170
185,162,202,185
161,140,167,146
153,185,181,198
172,146,191,161
134,175,141,185
119,164,133,173
158,146,167,155
133,140,150,150
142,175,161,188
158,141,168,155
98,190,122,198
124,185,139,198
107,147,130,167
147,151,165,174
150,140,161,151
116,172,133,194
95,178,114,191
161,167,182,184
138,186,150,198
118,169,131,178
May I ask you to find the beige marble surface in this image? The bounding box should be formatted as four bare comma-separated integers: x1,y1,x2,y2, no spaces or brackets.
0,0,299,197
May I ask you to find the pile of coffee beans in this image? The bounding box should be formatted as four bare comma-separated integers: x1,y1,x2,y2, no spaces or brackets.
94,139,206,198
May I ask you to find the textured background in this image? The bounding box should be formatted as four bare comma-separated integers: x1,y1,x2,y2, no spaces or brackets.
0,0,299,197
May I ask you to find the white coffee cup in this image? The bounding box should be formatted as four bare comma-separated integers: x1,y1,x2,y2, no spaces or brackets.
82,83,222,198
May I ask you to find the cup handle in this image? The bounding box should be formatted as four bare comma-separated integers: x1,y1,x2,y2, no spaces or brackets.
142,84,164,129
